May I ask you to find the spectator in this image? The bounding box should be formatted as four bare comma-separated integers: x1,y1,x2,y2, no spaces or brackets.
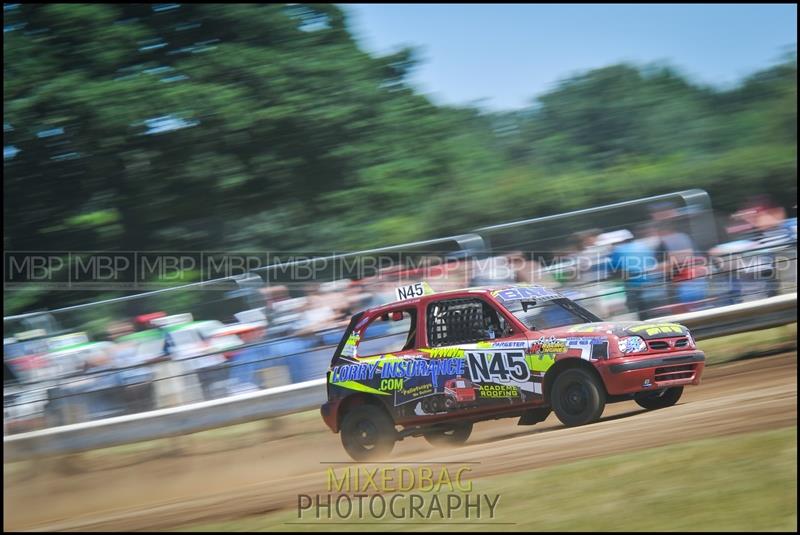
656,221,695,268
608,224,663,318
722,197,794,299
226,324,268,393
653,221,706,305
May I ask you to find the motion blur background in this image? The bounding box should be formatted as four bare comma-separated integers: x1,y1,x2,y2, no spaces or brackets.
2,4,797,531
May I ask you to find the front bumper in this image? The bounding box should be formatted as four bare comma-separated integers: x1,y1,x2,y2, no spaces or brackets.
600,351,705,395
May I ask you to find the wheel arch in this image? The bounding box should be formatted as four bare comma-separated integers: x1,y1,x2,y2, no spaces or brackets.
542,358,607,404
336,393,395,432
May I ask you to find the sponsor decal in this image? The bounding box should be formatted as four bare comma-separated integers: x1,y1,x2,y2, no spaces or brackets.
341,333,360,357
394,281,434,301
396,383,434,402
566,337,607,346
466,351,530,384
419,347,465,358
628,323,685,336
380,378,405,391
490,285,561,303
479,340,529,349
331,358,465,385
479,384,520,398
381,358,465,380
530,336,567,354
564,337,608,361
332,380,391,396
331,362,380,383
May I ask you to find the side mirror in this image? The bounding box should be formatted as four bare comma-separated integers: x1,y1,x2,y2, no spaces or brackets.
391,311,404,322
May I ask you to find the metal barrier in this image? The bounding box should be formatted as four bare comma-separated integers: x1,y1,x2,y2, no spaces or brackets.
3,378,329,462
657,292,797,340
474,189,718,252
4,293,796,462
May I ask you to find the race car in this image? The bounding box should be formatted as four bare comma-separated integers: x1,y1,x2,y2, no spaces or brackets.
321,283,706,460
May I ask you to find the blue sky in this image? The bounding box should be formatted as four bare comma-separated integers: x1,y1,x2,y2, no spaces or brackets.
342,4,797,111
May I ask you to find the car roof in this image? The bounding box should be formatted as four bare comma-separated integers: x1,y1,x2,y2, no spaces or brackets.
364,284,564,316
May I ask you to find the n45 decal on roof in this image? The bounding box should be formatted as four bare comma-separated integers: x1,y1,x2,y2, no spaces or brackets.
394,281,434,301
466,351,530,383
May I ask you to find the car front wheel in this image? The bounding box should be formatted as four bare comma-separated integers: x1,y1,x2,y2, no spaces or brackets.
551,368,606,427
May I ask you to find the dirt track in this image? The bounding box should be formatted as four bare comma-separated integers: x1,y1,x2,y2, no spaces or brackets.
4,353,797,531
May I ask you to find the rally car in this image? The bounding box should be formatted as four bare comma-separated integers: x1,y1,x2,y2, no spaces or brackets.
321,283,705,460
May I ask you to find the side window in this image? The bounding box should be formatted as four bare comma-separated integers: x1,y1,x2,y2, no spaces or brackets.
357,308,418,357
427,298,509,347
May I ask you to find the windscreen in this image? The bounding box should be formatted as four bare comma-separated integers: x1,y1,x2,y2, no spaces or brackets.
501,298,601,331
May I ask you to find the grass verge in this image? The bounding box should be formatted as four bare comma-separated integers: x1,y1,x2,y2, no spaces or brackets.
179,426,798,532
700,322,796,366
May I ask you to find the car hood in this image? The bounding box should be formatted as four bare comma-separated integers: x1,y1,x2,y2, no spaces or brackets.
544,321,691,340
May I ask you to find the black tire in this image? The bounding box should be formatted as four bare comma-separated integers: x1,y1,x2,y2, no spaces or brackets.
634,386,683,410
551,368,606,427
340,405,396,461
424,421,473,447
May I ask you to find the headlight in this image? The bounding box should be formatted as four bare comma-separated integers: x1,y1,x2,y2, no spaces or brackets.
686,332,696,348
618,336,647,354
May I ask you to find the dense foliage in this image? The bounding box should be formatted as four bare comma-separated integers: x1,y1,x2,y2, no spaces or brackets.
3,4,797,313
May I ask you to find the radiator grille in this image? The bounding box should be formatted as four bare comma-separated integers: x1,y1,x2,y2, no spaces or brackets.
648,337,690,351
654,364,696,382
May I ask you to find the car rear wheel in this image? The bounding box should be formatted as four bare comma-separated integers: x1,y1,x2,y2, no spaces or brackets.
424,422,473,447
551,368,606,427
340,405,396,461
634,386,683,410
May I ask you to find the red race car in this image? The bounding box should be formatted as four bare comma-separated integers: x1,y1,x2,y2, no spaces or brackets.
322,283,705,460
